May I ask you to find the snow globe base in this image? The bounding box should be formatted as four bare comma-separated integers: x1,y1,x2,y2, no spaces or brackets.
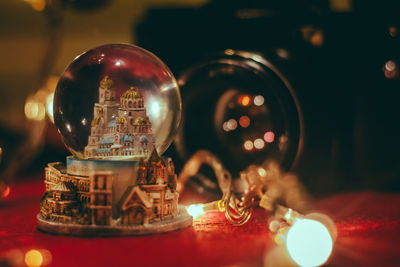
38,150,192,237
37,206,192,237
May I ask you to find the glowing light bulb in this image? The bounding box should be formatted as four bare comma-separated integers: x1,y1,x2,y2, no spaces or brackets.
25,249,43,267
187,204,205,219
286,219,333,267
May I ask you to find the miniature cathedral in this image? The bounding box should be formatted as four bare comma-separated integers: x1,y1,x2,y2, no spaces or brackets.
84,76,155,159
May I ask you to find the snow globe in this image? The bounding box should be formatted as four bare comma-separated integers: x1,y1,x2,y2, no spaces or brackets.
37,44,192,236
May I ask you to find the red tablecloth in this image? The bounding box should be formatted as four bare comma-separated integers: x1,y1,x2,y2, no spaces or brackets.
1,179,400,267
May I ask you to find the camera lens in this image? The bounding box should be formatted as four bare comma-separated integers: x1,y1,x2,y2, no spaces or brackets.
176,51,303,176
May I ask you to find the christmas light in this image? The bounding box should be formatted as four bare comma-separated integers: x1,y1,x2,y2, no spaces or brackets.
286,218,333,267
187,200,224,220
187,204,205,219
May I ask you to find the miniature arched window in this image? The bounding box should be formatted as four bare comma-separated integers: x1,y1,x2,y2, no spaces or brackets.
133,101,137,108
128,101,133,108
105,91,110,99
155,206,158,215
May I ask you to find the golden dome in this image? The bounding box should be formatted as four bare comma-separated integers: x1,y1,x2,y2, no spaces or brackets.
133,117,146,125
121,86,142,100
100,76,114,90
91,116,102,126
116,117,126,124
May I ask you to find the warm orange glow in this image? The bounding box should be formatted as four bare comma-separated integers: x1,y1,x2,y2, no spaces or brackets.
46,92,54,123
24,0,46,12
224,49,234,55
239,116,250,128
264,131,275,143
243,140,254,151
239,95,251,106
253,138,265,149
311,31,324,47
25,100,46,121
25,249,43,267
1,186,10,198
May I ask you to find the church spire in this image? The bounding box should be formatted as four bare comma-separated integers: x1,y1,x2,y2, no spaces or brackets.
148,148,162,164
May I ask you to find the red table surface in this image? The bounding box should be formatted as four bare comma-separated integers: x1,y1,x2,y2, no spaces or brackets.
1,178,400,267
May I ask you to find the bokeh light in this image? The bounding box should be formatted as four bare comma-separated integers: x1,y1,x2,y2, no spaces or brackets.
264,131,275,143
254,138,265,149
243,140,254,151
239,115,250,128
227,119,237,131
239,95,251,106
253,95,264,106
25,249,43,267
187,204,205,219
286,219,333,267
25,98,46,121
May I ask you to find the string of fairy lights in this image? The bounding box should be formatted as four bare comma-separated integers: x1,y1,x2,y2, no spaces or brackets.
181,150,336,267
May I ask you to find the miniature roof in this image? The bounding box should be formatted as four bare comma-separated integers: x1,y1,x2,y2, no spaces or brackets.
121,86,143,100
48,162,66,174
100,76,114,90
148,148,162,164
52,181,74,192
119,186,153,211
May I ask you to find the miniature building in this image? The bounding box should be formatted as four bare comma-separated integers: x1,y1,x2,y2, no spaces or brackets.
84,76,155,159
41,181,78,224
40,149,179,227
119,149,179,225
89,172,113,225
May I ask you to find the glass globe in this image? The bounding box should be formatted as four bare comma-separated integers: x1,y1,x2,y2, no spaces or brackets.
53,44,182,160
177,51,302,176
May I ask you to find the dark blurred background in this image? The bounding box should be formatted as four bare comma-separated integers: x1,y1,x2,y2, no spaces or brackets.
1,0,400,198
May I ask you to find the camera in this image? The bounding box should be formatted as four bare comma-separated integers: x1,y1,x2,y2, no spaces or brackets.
137,0,400,196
